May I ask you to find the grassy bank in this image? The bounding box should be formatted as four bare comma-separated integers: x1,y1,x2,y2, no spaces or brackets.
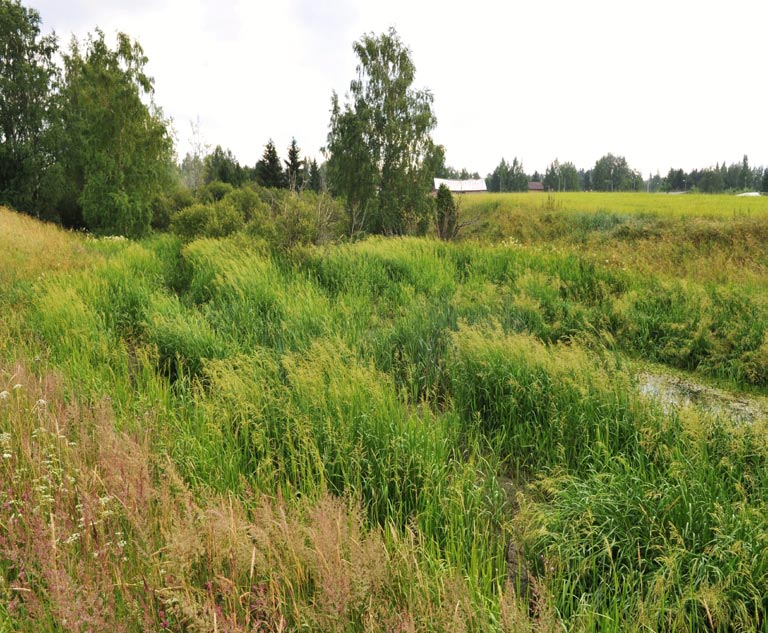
2,200,767,631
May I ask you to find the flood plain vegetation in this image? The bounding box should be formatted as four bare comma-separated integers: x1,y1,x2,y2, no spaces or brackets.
1,193,768,631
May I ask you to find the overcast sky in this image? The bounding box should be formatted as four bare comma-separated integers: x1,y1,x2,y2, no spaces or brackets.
35,0,768,178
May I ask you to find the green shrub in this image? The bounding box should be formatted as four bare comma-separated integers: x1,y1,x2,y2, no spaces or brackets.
151,187,196,231
199,180,235,202
170,200,244,240
222,186,270,222
435,184,457,240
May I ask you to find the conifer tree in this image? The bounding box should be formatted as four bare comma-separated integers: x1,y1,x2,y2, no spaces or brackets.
435,183,457,240
284,138,303,190
256,139,285,189
308,159,322,192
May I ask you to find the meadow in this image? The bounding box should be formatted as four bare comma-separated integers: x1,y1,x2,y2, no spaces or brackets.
1,192,767,631
461,191,768,220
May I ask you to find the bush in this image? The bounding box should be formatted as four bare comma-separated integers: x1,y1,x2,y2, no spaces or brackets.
150,188,195,231
199,180,234,202
222,186,270,222
245,189,344,249
170,200,244,240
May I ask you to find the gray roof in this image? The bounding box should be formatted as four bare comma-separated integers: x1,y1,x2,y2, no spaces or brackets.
434,178,487,193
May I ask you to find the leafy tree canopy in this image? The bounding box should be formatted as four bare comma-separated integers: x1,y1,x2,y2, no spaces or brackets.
57,30,173,236
486,157,528,192
326,27,438,236
543,159,580,192
0,0,59,216
204,145,245,187
592,154,642,192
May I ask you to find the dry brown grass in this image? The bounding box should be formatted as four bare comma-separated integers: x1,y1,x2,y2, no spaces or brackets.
0,362,542,632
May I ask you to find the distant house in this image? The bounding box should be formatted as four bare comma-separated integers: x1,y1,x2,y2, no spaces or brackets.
433,178,487,194
528,181,545,192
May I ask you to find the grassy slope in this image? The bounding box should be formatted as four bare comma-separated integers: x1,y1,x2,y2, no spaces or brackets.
2,200,768,631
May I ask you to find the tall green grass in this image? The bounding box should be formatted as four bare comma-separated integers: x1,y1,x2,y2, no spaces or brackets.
3,201,768,631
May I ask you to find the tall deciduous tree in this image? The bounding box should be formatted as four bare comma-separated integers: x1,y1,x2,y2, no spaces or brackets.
57,30,173,236
256,139,285,189
486,157,528,192
592,154,641,191
326,27,438,235
179,117,208,193
0,0,59,217
543,159,580,191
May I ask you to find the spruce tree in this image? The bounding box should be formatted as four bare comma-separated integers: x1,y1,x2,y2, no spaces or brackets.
284,138,303,190
308,159,322,192
256,140,285,188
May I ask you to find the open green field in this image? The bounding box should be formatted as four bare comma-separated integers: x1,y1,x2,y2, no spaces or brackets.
1,196,768,631
461,192,768,220
461,192,768,294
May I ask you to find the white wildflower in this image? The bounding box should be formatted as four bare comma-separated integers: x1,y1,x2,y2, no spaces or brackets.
0,391,9,400
12,384,22,390
2,453,11,460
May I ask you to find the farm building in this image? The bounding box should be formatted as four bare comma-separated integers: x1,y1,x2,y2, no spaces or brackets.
528,181,545,192
433,178,487,194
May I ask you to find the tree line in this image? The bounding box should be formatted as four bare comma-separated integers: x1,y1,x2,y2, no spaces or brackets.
179,139,323,195
658,156,767,194
483,154,767,193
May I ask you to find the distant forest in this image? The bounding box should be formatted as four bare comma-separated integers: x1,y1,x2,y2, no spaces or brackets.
474,154,768,194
